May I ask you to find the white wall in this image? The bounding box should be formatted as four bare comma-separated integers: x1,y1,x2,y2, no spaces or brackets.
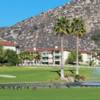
81,53,100,65
81,53,91,63
63,51,70,64
40,50,70,65
3,46,16,51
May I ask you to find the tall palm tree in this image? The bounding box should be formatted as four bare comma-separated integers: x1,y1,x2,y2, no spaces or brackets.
71,17,86,75
54,16,71,79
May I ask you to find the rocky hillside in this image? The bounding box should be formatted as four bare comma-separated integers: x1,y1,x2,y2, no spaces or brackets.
0,0,100,51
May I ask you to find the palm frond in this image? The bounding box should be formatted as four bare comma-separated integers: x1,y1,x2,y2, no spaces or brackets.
71,17,86,37
54,16,71,36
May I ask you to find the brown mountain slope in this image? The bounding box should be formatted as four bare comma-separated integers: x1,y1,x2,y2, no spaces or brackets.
0,0,100,51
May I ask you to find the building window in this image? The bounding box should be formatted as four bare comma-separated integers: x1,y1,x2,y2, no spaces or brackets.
55,61,60,65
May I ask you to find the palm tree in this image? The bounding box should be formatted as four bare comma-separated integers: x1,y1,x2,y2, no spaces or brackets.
54,16,71,79
71,17,86,75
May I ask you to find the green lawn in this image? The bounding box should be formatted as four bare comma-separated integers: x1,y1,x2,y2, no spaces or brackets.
0,88,100,100
0,67,59,83
0,66,100,83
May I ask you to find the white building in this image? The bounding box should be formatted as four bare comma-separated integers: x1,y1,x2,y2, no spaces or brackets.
39,49,100,65
23,48,100,66
81,51,100,65
0,40,16,51
28,48,70,65
81,51,92,63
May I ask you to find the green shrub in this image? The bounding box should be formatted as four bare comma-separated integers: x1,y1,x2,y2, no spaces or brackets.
5,49,19,66
66,51,82,65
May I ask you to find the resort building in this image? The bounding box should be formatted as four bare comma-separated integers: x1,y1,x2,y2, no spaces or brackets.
21,48,100,66
40,49,100,65
0,40,16,51
28,48,70,65
81,51,100,65
81,51,92,64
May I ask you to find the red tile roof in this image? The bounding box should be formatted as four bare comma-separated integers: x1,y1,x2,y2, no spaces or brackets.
80,50,96,55
0,41,16,46
27,48,68,52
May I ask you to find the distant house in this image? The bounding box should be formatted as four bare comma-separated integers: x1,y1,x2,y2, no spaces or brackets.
95,56,100,65
81,51,92,63
0,40,16,51
81,51,100,65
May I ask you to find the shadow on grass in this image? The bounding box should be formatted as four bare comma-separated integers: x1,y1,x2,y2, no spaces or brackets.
50,70,61,76
68,69,75,74
50,69,75,77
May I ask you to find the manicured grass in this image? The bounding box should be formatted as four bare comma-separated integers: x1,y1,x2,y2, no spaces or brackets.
0,67,59,83
79,68,100,81
0,66,100,83
0,88,100,100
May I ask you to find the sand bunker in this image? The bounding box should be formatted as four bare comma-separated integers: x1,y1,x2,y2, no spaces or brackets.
0,74,16,78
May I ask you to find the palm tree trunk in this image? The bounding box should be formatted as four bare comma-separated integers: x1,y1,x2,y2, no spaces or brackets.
76,36,79,75
61,36,64,79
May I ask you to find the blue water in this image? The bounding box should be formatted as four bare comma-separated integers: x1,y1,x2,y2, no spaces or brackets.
92,67,100,76
81,82,100,86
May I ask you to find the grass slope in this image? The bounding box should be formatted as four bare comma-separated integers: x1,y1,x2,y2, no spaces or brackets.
0,66,100,83
0,88,100,100
0,67,59,83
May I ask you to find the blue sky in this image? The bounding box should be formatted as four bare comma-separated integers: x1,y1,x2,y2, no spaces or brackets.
0,0,70,27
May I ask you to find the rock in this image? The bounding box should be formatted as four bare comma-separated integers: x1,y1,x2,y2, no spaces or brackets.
0,0,100,51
